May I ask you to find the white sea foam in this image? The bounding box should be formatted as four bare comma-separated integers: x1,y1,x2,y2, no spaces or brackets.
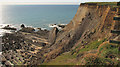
49,24,67,30
0,52,2,55
0,28,12,37
0,24,18,36
49,24,58,28
49,24,61,29
0,23,48,36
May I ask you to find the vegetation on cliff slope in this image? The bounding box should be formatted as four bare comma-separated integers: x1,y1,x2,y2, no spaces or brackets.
78,42,119,65
43,40,119,65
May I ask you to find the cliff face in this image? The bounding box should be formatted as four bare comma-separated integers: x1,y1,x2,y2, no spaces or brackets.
45,3,119,62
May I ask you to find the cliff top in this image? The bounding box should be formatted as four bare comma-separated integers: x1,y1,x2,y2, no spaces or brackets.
82,2,118,6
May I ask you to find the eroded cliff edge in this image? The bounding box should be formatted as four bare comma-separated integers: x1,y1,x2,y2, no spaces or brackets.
44,3,120,64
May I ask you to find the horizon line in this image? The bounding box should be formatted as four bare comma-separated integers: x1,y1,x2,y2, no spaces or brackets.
0,2,81,5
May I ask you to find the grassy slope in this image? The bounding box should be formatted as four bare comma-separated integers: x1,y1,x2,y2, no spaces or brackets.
72,39,107,56
43,39,108,65
98,43,120,65
77,42,119,65
42,38,119,65
43,52,76,65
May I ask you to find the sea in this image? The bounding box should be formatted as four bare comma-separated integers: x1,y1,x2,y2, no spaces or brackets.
0,5,79,36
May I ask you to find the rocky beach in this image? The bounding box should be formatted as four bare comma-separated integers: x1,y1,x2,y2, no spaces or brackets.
0,24,55,65
0,2,120,66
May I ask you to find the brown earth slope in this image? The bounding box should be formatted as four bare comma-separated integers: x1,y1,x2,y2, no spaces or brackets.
44,3,119,62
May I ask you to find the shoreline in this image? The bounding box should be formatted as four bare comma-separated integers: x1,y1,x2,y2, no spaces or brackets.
0,23,66,37
0,22,66,65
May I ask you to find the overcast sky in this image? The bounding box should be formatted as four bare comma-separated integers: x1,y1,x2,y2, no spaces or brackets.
0,0,119,5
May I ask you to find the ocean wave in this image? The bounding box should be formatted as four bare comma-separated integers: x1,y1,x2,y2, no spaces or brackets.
0,24,19,36
0,23,48,36
49,24,67,30
0,29,12,36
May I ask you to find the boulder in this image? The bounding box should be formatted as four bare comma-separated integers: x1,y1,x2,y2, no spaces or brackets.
21,24,25,28
19,27,35,33
36,28,49,36
31,48,35,51
41,43,46,47
5,61,13,65
2,25,17,30
48,27,59,45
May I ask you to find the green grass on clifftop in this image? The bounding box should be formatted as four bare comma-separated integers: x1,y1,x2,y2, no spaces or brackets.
86,2,117,6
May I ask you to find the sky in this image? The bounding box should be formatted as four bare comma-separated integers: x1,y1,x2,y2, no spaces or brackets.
0,0,119,5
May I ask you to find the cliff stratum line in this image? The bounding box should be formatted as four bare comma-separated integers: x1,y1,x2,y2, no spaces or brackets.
1,2,120,66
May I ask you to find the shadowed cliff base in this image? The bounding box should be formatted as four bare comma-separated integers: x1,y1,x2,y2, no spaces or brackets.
0,2,120,66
